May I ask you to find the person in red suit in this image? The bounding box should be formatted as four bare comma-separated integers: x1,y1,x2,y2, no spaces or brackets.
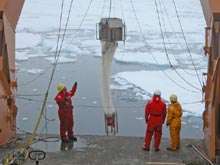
55,82,78,142
142,90,167,152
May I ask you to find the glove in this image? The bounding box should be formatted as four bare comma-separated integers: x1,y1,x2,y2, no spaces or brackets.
145,119,148,123
74,81,77,87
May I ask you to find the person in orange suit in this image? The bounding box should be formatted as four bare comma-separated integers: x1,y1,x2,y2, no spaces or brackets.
142,90,167,152
166,94,182,151
55,82,78,142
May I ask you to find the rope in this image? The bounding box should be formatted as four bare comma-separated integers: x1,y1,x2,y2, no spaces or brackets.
158,0,196,77
18,66,52,87
172,0,203,88
16,94,203,107
155,0,173,68
159,0,195,76
155,0,201,91
16,93,46,97
66,0,93,49
109,0,112,18
119,0,125,21
129,0,199,93
15,1,93,95
17,0,75,88
17,0,66,88
54,0,65,62
101,0,107,18
16,127,32,135
27,0,74,148
54,0,75,64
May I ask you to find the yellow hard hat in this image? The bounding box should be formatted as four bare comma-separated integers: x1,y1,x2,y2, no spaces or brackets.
170,94,177,102
57,83,65,92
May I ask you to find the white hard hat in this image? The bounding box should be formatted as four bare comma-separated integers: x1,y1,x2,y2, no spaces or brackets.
154,90,161,96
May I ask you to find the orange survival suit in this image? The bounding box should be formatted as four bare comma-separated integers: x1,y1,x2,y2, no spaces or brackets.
55,83,77,141
166,101,182,151
143,95,166,150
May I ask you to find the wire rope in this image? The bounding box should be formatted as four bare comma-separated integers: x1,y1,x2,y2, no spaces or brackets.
155,0,173,68
155,0,201,91
172,0,203,88
158,0,196,77
101,0,107,18
129,0,199,93
114,0,116,17
109,0,112,18
16,94,202,108
18,66,52,87
54,0,65,62
27,0,74,148
114,0,128,109
66,0,93,49
119,0,125,21
54,0,75,64
17,0,66,88
16,93,46,97
17,0,75,88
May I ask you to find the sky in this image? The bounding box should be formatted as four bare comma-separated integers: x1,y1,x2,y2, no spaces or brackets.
16,0,207,117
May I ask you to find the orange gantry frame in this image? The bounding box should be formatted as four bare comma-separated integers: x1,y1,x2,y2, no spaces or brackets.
200,0,220,162
0,0,24,144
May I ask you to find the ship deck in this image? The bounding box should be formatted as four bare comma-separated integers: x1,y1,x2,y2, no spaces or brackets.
0,134,210,165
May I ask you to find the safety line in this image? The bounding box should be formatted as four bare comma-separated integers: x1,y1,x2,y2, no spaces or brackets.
16,95,203,107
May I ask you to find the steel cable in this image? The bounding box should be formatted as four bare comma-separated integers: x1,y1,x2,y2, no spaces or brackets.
129,0,199,93
172,0,203,88
155,0,201,91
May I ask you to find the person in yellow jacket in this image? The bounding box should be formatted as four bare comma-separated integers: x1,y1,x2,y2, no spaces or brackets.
166,94,182,151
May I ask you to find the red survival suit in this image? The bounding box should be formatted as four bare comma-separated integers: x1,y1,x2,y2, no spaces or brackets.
55,85,77,141
144,95,166,150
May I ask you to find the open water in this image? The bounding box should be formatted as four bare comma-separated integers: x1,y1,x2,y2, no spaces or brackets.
16,55,203,139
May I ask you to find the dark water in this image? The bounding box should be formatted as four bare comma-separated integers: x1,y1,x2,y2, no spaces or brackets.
16,55,203,139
